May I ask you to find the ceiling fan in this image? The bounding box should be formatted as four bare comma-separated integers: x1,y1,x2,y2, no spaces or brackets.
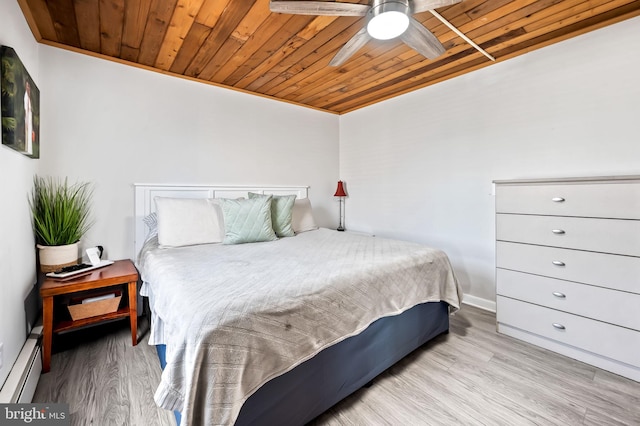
270,0,462,66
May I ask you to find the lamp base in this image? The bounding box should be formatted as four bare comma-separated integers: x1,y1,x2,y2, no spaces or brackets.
337,227,345,232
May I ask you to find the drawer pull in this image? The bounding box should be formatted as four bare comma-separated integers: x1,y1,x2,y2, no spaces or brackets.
552,260,565,266
551,229,565,235
552,323,566,330
552,197,565,202
552,292,566,298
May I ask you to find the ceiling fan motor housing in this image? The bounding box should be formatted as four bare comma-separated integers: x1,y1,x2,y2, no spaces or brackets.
369,0,410,17
367,0,411,40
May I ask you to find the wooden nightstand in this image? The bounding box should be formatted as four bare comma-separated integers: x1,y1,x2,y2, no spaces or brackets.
40,259,139,373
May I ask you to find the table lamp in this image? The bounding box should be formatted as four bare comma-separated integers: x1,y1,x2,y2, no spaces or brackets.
334,180,347,231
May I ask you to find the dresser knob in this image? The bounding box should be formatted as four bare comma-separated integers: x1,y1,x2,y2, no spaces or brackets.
552,323,566,330
552,260,565,266
552,292,566,298
552,197,565,202
552,229,565,235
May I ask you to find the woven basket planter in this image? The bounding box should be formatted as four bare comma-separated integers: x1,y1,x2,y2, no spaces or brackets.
37,242,79,273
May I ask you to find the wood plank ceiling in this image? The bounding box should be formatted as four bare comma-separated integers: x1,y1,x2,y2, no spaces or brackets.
17,0,640,114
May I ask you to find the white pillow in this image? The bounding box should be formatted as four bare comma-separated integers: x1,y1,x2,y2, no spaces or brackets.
155,197,224,247
291,198,318,233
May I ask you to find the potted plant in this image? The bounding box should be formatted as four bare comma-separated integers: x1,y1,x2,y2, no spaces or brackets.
29,176,93,272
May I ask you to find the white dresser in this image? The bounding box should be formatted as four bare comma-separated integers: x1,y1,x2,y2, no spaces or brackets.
494,176,640,382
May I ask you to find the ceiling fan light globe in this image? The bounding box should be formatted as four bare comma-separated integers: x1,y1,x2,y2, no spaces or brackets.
367,11,409,40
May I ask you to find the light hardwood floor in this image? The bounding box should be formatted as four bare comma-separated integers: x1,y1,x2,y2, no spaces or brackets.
33,305,640,425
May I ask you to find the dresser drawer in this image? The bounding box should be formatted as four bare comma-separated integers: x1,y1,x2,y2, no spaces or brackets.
496,181,640,219
496,242,640,293
497,296,640,368
497,214,640,256
497,269,640,331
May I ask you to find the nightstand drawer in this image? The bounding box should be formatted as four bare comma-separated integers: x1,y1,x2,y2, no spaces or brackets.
496,242,640,293
497,269,640,330
497,214,640,256
497,296,640,368
496,181,640,219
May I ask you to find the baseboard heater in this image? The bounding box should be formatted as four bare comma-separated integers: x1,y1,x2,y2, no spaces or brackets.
0,325,43,403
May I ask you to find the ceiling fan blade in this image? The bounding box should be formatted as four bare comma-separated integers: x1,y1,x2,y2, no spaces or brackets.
270,1,369,16
400,17,445,59
329,27,371,67
412,0,462,14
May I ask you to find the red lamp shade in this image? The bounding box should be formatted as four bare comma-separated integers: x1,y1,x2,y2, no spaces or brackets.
334,181,347,197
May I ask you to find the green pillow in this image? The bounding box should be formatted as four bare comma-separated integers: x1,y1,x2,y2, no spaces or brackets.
248,193,296,237
220,196,277,244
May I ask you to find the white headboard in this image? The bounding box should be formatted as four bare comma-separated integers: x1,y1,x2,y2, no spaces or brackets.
133,184,309,257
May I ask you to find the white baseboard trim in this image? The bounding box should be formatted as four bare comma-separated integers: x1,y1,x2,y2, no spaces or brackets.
0,326,42,403
462,294,496,313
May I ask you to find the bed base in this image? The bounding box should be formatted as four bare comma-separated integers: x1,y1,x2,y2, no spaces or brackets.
157,301,449,425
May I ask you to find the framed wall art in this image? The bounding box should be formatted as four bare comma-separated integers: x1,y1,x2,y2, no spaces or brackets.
1,45,40,158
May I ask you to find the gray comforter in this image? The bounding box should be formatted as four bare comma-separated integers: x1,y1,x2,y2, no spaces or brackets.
138,228,462,425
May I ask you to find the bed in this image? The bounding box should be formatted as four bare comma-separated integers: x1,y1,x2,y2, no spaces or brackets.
134,184,462,425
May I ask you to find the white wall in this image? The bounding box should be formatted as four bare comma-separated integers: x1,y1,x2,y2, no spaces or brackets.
38,47,340,260
1,5,338,390
0,2,41,388
339,16,640,310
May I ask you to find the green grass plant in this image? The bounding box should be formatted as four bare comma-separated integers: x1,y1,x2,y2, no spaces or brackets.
29,176,93,246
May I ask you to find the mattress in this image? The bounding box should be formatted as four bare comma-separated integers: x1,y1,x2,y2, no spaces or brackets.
138,228,462,425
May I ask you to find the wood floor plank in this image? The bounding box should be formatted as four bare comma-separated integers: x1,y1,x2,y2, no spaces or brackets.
487,353,640,426
583,408,632,426
414,337,571,426
391,349,546,425
33,305,639,425
123,327,174,425
465,358,587,425
33,321,174,426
